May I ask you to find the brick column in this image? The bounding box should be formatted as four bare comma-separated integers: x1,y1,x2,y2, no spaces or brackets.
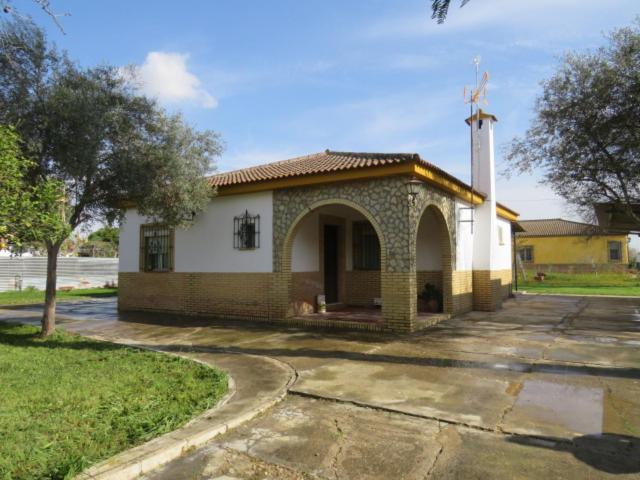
381,271,416,333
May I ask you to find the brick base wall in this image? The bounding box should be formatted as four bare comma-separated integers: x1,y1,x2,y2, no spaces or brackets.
291,271,322,314
416,271,443,291
119,272,275,321
472,269,512,311
345,270,381,306
495,269,513,300
452,270,473,314
119,267,512,332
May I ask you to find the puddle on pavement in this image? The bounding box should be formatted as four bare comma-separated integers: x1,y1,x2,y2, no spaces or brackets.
514,380,604,435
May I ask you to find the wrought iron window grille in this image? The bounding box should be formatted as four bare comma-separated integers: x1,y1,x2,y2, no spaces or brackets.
352,221,380,270
139,224,174,272
234,210,260,249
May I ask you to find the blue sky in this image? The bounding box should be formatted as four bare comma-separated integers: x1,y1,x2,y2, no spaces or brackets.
21,0,640,246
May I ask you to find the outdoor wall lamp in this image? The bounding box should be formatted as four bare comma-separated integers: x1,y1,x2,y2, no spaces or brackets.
405,177,423,206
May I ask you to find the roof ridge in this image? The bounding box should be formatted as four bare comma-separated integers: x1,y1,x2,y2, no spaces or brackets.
326,149,419,160
520,218,597,227
208,152,326,178
519,218,564,222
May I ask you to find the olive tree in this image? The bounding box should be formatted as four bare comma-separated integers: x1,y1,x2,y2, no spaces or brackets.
0,20,222,335
504,21,640,226
430,0,472,23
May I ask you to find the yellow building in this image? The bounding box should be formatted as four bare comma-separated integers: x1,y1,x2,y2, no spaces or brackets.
516,219,630,273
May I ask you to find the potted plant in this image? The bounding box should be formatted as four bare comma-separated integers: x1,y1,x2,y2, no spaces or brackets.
316,294,327,314
418,283,443,313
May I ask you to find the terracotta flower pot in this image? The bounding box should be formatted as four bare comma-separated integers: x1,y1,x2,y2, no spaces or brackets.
418,298,440,313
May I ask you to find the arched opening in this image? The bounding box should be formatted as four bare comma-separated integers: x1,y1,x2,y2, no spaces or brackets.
283,201,386,325
416,204,453,318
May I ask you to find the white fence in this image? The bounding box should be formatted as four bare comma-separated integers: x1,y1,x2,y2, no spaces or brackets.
0,257,118,292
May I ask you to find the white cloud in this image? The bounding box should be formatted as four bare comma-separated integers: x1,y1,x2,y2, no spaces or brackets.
135,51,217,108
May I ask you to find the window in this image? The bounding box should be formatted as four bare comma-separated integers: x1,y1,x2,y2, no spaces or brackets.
234,210,260,249
608,241,622,262
140,224,174,272
498,226,505,245
518,246,534,263
352,221,380,270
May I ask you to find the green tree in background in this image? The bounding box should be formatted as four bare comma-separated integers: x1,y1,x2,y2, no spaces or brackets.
0,20,222,336
88,226,119,247
83,226,120,257
504,21,640,226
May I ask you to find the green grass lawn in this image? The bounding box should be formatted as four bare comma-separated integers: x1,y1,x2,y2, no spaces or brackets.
0,323,228,480
0,287,117,306
517,271,640,296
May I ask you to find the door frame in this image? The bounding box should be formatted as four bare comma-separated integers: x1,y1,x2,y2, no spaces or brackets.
318,214,346,305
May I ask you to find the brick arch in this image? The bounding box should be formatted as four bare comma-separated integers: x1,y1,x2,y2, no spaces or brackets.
280,198,388,319
415,203,454,314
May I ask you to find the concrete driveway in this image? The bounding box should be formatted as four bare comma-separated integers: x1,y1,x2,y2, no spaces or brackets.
2,294,639,479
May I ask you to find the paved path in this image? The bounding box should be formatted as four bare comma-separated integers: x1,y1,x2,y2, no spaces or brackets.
2,294,639,479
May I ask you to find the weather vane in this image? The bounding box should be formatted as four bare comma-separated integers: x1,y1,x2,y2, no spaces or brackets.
464,56,489,108
460,56,490,234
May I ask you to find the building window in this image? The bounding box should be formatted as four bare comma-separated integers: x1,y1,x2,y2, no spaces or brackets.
353,221,380,270
608,241,622,262
518,246,534,263
234,210,260,249
140,224,174,272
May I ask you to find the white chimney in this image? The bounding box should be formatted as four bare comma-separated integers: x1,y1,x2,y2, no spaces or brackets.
466,110,499,271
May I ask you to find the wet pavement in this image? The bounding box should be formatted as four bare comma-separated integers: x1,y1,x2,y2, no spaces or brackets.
1,294,639,479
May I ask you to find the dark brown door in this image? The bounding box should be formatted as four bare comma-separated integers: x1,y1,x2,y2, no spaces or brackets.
324,225,339,303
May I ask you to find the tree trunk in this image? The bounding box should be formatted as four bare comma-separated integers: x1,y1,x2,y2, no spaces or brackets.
41,242,61,337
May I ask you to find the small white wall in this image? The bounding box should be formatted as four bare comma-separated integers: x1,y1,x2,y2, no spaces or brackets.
119,190,274,273
416,208,443,270
455,199,474,271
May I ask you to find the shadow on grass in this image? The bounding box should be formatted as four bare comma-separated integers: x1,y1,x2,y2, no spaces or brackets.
65,290,118,298
0,323,126,352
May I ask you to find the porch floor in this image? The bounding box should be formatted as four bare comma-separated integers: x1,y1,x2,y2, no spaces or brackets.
291,306,450,330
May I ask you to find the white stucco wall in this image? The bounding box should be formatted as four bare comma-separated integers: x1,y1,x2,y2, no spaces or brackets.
455,199,475,271
119,190,274,273
292,211,320,272
416,208,443,270
495,216,513,270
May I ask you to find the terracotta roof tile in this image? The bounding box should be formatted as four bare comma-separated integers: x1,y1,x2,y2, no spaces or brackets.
207,149,519,217
517,218,613,237
208,149,467,190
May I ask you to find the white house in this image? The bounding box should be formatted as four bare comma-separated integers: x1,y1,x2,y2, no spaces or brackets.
118,111,518,333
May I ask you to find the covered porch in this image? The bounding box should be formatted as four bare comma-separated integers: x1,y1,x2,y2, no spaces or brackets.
283,200,452,331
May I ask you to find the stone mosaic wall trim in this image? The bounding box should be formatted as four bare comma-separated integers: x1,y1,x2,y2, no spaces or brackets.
273,176,456,273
